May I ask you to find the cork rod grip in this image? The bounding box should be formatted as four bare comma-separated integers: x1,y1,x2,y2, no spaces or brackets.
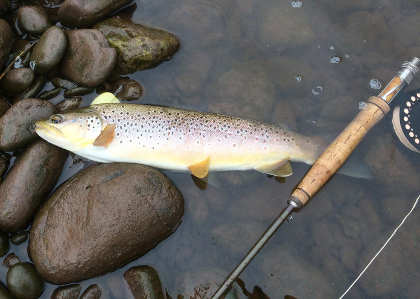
290,96,390,206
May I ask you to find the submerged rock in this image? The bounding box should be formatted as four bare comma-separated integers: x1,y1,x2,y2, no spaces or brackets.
51,284,81,299
29,163,184,284
10,230,28,245
7,262,44,299
124,266,165,299
30,26,67,74
0,96,9,117
56,97,82,112
0,141,67,232
17,5,50,35
80,284,101,299
0,68,35,95
58,0,132,27
108,77,143,101
0,282,13,299
0,98,56,151
0,19,14,69
61,29,117,87
95,16,179,74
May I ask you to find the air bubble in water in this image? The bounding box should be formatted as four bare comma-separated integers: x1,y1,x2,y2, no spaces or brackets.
295,74,302,82
312,86,323,96
330,56,341,64
291,1,303,8
369,78,382,90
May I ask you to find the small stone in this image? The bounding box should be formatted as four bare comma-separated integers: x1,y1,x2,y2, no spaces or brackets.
0,231,8,257
3,253,20,267
10,230,28,245
7,262,44,299
51,284,81,299
30,26,67,74
0,68,35,95
64,86,93,97
61,29,117,87
124,266,165,299
113,78,143,100
95,16,180,74
17,5,50,35
39,87,61,100
51,77,78,90
56,97,82,112
80,284,101,299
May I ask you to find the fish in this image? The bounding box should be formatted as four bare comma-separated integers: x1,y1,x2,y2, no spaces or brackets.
35,92,369,179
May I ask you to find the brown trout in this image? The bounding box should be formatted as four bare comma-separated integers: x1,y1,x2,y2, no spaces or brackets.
35,93,360,179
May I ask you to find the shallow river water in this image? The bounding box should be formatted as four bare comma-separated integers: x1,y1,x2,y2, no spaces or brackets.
2,0,420,298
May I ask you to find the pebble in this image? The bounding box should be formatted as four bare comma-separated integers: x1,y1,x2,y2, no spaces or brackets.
17,5,50,35
7,262,44,299
0,68,35,95
124,266,165,299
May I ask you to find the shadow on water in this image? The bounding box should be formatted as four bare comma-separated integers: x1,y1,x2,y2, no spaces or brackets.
1,0,420,298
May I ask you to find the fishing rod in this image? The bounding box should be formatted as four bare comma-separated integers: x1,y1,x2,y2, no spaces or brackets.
211,57,420,298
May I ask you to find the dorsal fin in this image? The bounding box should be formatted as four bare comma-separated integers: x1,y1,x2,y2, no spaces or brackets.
188,157,210,179
91,92,120,105
255,159,293,177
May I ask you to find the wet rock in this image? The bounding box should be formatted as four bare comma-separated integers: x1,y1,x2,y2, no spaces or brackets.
0,96,9,117
365,133,419,194
10,230,28,245
14,75,46,103
29,163,184,284
51,284,81,299
30,26,67,74
258,1,315,50
64,86,93,97
39,87,61,100
259,247,334,298
0,98,56,151
80,284,101,299
112,78,143,100
58,0,131,27
95,16,179,74
0,68,35,95
3,253,19,267
124,266,165,299
7,262,44,299
61,29,117,87
51,77,78,90
0,140,67,232
0,151,10,177
208,61,275,120
0,282,13,299
17,5,50,35
0,231,8,256
0,19,14,69
56,96,81,112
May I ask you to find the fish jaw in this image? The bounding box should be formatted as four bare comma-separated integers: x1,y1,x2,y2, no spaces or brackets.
35,120,94,152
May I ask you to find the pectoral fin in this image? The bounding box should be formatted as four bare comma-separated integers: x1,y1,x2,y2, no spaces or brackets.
91,92,120,105
93,124,115,147
188,157,210,179
255,160,293,177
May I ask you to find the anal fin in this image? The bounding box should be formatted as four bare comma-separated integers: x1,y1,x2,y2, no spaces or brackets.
188,157,210,179
255,160,293,177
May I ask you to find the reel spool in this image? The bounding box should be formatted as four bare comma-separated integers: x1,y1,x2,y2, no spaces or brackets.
392,92,420,153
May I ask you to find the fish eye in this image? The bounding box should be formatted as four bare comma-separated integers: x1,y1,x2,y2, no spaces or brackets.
49,114,64,124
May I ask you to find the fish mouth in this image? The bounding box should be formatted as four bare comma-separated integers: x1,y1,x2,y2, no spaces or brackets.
34,120,64,138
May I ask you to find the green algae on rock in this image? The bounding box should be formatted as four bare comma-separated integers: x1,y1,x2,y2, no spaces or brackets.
95,16,180,74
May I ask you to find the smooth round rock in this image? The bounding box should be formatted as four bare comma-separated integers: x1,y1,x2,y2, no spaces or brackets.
0,140,67,232
56,97,81,112
30,26,67,74
0,231,8,257
0,18,14,68
7,262,44,299
10,230,28,245
61,29,117,87
80,284,101,299
0,68,34,95
95,16,180,74
3,253,20,267
124,266,165,299
113,78,143,100
58,0,131,27
0,98,56,151
17,5,50,34
29,163,184,284
51,284,81,299
13,76,46,103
